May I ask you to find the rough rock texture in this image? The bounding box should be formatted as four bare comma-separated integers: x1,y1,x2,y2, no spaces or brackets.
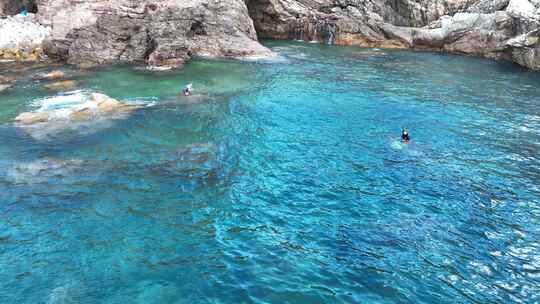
33,70,65,80
0,74,15,93
0,0,536,69
14,93,141,125
36,0,274,68
0,14,51,62
0,0,38,16
42,80,79,91
1,0,24,16
0,84,12,93
245,0,540,69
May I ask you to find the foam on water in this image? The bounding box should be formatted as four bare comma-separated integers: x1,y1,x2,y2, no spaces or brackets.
16,91,146,140
33,91,155,113
31,91,87,111
390,140,406,150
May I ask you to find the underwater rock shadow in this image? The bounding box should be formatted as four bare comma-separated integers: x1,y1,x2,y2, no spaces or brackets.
7,92,148,144
2,140,239,191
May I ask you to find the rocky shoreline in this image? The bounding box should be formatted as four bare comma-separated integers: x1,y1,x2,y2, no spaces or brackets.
247,0,540,70
1,0,540,70
0,13,50,63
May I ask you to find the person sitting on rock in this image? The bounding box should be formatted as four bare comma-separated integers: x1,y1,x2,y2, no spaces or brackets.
182,83,193,96
401,128,410,143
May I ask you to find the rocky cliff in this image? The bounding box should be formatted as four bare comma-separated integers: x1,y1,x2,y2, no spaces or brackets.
0,0,37,16
245,0,540,69
36,0,274,68
3,0,540,69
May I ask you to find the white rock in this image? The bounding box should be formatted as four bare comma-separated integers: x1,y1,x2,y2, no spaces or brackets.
507,31,539,47
0,14,51,50
507,0,538,20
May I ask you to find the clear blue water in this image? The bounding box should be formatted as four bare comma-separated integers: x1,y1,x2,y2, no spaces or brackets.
1,41,540,303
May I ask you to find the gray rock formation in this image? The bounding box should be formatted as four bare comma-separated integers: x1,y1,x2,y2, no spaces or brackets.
14,93,142,126
36,0,274,68
0,0,535,69
0,0,37,16
245,0,540,69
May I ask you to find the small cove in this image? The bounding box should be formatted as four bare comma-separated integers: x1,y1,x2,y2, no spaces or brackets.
1,41,539,303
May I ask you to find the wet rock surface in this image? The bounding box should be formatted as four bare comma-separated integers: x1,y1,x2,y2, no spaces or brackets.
33,69,65,80
42,79,78,91
0,83,12,93
14,93,142,126
0,73,17,93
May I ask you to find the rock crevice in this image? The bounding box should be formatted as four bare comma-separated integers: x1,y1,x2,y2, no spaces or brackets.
245,0,540,69
36,0,274,68
3,0,540,69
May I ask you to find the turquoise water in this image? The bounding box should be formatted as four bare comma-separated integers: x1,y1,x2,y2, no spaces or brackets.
1,41,540,303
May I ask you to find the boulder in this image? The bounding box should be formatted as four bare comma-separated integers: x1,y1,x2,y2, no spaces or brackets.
244,0,540,69
0,14,51,56
0,75,16,84
506,0,538,20
89,93,139,113
42,80,78,91
2,0,534,69
509,29,540,68
36,0,275,68
33,70,65,80
14,93,141,125
0,84,12,93
14,111,49,124
0,72,18,92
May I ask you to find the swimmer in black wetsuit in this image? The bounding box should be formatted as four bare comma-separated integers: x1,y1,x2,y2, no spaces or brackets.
401,128,410,142
181,83,193,96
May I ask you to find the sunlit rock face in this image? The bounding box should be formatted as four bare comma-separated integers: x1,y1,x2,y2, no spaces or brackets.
245,0,540,69
13,92,144,140
0,0,533,69
0,8,51,63
35,0,274,68
0,0,25,16
14,93,141,126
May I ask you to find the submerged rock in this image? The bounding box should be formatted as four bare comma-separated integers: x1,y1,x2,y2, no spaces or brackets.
33,70,66,80
14,93,142,125
156,142,235,189
0,74,15,93
177,94,208,105
14,111,49,124
0,75,16,83
5,158,87,184
42,80,79,91
0,84,12,93
12,92,146,140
